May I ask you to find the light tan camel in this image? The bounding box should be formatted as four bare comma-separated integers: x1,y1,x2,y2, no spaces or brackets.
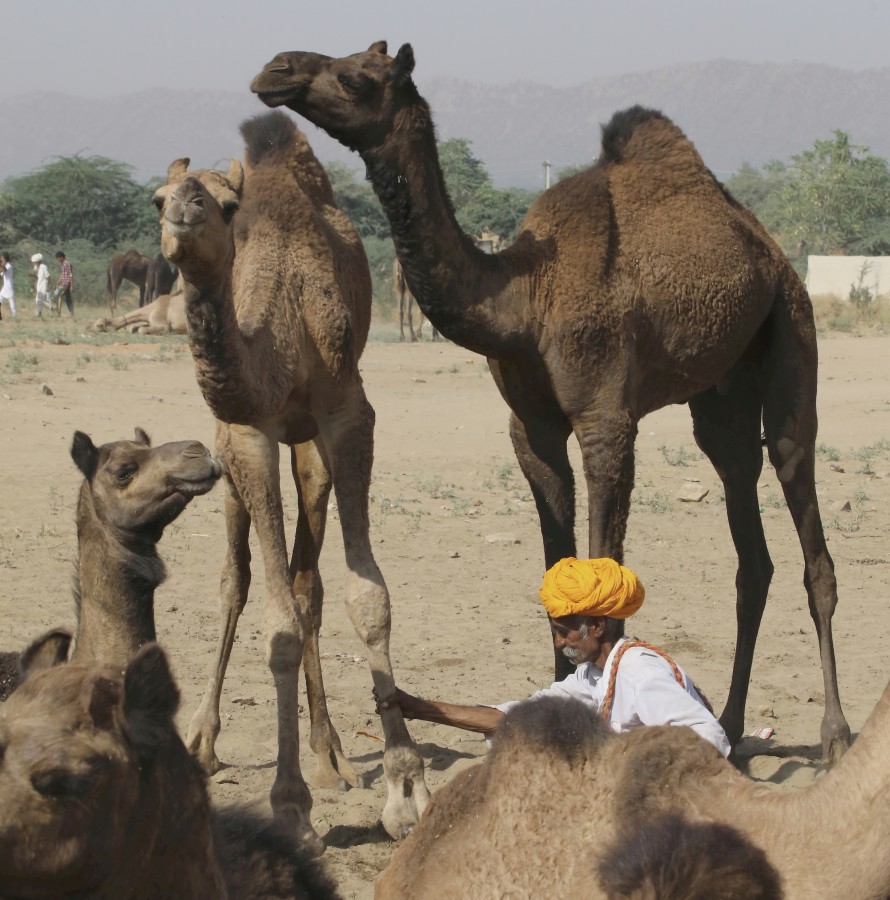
93,291,187,335
377,691,890,898
106,249,152,313
0,633,339,899
152,110,429,851
252,43,850,762
69,427,221,665
0,428,220,700
394,257,438,342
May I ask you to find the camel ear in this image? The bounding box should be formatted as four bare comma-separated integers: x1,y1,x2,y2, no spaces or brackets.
368,40,388,54
393,44,415,81
166,158,191,181
226,159,244,196
19,629,72,678
123,644,180,759
71,431,99,480
134,427,151,447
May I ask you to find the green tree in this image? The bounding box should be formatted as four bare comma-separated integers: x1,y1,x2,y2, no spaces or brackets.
2,155,160,249
439,138,491,212
324,162,389,240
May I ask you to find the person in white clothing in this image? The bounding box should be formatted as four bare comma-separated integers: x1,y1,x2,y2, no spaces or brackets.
31,254,52,317
377,557,731,757
0,253,15,318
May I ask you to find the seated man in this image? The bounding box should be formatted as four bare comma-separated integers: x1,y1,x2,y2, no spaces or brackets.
380,557,730,756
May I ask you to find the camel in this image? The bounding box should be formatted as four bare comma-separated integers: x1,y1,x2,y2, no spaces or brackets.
0,428,219,699
0,633,339,899
252,43,850,762
106,249,152,313
151,110,429,852
375,690,890,899
93,291,187,335
394,257,438,342
145,251,179,303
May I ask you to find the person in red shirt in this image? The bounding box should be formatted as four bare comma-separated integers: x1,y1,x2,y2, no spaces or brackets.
53,251,75,318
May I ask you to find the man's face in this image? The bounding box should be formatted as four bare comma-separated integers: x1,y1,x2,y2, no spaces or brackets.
550,615,603,666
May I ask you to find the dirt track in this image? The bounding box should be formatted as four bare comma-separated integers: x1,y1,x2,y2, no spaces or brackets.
1,320,889,898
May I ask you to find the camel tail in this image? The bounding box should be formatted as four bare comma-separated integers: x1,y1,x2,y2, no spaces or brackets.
600,105,670,164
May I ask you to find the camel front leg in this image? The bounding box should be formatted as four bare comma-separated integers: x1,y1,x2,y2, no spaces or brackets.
221,424,321,854
289,439,362,790
316,387,429,840
187,458,251,774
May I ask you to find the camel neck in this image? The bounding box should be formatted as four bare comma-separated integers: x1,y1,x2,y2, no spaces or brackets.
70,490,164,666
360,108,528,359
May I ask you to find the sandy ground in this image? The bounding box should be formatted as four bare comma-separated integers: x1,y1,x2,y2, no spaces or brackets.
1,319,889,898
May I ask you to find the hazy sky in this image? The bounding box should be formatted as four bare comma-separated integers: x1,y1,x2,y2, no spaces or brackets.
4,0,889,98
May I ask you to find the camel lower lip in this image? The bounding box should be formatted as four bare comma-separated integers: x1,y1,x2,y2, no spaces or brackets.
254,88,292,107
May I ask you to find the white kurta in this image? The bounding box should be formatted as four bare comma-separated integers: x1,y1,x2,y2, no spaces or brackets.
494,636,731,756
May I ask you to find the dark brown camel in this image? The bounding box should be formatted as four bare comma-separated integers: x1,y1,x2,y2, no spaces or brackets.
251,42,850,763
0,633,339,899
106,249,152,313
152,111,429,851
145,252,179,303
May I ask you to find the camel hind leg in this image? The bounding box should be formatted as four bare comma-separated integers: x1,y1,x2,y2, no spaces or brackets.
289,438,362,790
762,290,850,763
313,381,429,840
689,372,773,752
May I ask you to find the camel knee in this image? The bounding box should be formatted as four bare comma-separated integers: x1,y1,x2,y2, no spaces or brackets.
772,435,807,484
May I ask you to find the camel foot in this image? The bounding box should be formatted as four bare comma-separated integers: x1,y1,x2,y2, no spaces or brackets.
380,744,430,840
821,717,851,766
271,779,324,856
185,722,223,775
313,746,364,791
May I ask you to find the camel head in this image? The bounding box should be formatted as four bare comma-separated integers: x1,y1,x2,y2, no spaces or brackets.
152,158,244,280
71,428,222,542
0,634,182,897
251,40,417,151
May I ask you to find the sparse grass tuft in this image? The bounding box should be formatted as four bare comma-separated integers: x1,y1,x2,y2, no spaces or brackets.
6,349,39,374
659,444,699,467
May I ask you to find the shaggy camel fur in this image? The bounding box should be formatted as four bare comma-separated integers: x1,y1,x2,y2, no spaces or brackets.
394,257,438,342
0,633,339,899
106,249,152,313
93,291,187,335
152,110,429,851
0,429,220,700
377,691,890,899
145,252,179,303
252,43,849,761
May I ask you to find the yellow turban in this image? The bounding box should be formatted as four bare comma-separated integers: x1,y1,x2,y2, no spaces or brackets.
539,557,644,619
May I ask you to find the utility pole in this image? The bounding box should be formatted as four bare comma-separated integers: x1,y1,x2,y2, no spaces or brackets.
543,160,551,190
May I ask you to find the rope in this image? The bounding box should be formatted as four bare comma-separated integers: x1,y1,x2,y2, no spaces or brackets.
600,640,684,722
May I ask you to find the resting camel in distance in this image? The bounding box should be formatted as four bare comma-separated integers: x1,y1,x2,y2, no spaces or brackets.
93,291,187,335
377,691,890,899
0,633,339,899
145,251,179,303
252,42,850,762
152,110,429,852
0,428,220,699
106,248,152,313
394,257,438,342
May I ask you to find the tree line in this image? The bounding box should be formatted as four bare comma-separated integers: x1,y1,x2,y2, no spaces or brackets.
2,129,889,309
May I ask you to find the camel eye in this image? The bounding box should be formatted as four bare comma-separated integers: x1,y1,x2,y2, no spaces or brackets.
337,72,371,96
115,467,135,483
31,764,103,800
151,194,164,211
221,200,239,223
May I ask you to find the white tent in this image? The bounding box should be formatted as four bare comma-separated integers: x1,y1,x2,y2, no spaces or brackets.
804,256,890,302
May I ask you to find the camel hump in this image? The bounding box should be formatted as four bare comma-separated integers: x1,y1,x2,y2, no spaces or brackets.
492,695,611,765
600,105,675,164
240,110,303,168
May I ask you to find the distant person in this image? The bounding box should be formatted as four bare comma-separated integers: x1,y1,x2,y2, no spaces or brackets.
53,250,74,318
0,253,16,319
31,253,53,317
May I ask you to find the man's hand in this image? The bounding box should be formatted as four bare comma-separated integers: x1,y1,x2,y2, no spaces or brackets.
374,685,419,718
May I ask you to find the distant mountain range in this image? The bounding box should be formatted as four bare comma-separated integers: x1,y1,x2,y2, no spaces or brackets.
4,60,890,190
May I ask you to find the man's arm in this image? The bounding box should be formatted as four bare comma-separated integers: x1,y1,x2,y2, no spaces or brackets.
382,687,504,736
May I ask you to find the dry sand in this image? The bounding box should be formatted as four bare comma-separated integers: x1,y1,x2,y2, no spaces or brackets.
1,320,889,898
